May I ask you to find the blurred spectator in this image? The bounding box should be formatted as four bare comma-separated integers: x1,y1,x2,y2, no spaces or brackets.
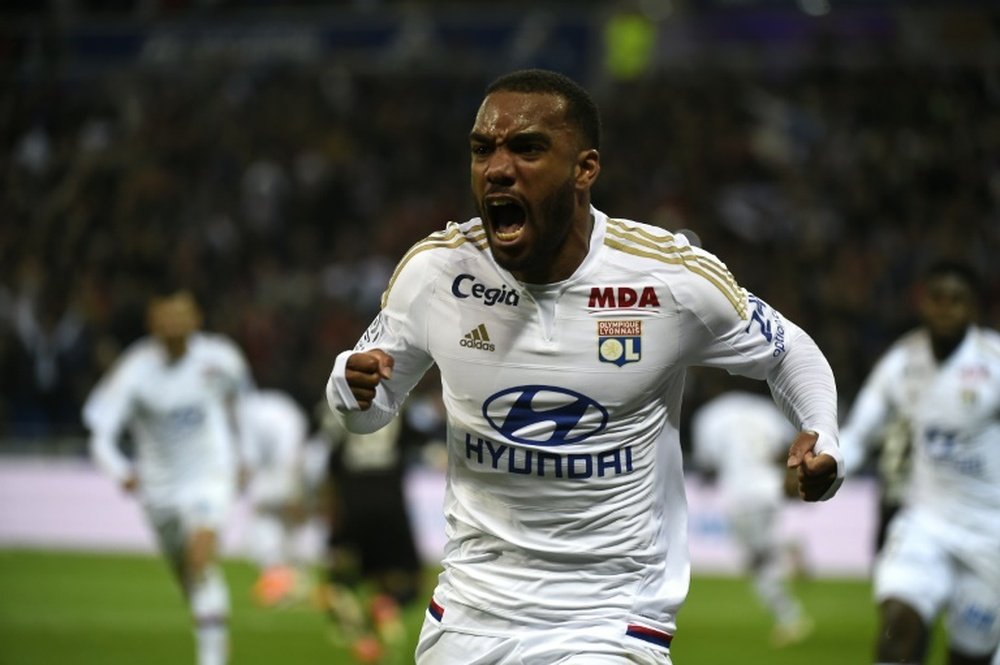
6,269,93,437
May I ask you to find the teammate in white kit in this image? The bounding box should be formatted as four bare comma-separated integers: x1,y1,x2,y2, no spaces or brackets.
691,388,813,648
325,69,843,664
238,388,313,607
839,261,1000,665
83,288,252,665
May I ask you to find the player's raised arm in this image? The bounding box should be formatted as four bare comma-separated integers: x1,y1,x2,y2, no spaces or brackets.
82,358,138,492
325,232,440,433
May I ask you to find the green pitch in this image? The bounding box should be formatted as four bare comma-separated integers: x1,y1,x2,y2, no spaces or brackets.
0,549,947,664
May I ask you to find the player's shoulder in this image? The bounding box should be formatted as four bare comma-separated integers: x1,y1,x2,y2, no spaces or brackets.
871,328,928,373
971,326,1000,359
114,336,159,370
401,219,487,266
888,328,928,356
92,337,159,395
603,215,746,317
189,332,247,367
603,216,697,267
381,218,489,307
191,331,241,354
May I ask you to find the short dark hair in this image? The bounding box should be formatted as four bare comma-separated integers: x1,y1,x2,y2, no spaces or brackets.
923,259,983,301
485,69,601,150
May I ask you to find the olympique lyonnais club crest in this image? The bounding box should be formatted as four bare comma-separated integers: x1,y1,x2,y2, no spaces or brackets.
597,320,642,366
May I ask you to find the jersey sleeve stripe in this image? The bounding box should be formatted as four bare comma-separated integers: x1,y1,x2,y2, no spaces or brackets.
606,219,743,297
606,219,745,302
605,222,747,318
380,225,486,309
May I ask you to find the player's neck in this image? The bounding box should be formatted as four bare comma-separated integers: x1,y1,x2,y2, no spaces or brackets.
930,327,968,362
162,338,189,363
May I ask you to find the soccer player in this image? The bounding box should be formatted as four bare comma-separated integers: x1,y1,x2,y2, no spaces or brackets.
325,69,842,664
238,388,313,607
838,261,1000,665
691,388,813,648
83,287,252,665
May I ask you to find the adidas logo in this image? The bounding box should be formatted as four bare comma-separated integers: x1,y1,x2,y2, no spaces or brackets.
460,323,496,352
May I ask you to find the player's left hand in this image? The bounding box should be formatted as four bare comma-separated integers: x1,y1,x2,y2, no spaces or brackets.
786,431,838,502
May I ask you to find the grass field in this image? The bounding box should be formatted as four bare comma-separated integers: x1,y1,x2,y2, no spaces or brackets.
0,549,949,664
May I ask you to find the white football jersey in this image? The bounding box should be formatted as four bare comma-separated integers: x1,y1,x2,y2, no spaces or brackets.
691,391,796,510
327,208,840,637
240,390,308,473
840,326,1000,533
239,390,309,503
83,332,252,502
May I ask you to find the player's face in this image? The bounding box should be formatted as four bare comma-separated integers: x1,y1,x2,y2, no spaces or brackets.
470,90,599,283
148,292,202,358
919,274,976,341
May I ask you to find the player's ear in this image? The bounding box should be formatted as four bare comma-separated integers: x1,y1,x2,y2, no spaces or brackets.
575,148,600,189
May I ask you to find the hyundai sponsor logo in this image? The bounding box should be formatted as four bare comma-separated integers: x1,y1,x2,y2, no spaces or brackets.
482,385,608,446
464,432,634,478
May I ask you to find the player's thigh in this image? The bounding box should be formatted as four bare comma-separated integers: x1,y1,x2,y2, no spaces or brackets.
530,627,672,665
873,510,953,623
249,467,298,508
728,504,779,556
416,617,671,665
552,646,671,664
415,627,670,665
415,619,523,664
144,503,186,571
944,561,1000,657
177,483,234,535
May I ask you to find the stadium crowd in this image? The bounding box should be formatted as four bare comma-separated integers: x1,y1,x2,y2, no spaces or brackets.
2,18,999,444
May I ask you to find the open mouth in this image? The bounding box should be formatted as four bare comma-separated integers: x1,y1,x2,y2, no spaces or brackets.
486,198,527,242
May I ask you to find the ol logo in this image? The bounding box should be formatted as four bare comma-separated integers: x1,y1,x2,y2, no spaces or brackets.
597,320,642,367
482,385,608,446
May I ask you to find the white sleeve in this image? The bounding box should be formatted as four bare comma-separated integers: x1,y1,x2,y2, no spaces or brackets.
764,320,843,500
219,337,254,398
217,338,254,466
838,352,896,477
82,359,136,484
325,250,435,434
676,263,842,499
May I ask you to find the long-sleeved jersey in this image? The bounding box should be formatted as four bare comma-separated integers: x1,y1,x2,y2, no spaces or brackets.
327,208,840,637
839,326,1000,533
83,332,252,503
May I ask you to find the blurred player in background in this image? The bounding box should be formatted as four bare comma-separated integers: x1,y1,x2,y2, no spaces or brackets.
83,287,252,665
839,261,1000,665
691,388,813,648
238,388,321,608
318,390,444,664
842,418,912,554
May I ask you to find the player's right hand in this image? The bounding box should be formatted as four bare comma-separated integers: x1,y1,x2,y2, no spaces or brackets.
345,349,394,410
